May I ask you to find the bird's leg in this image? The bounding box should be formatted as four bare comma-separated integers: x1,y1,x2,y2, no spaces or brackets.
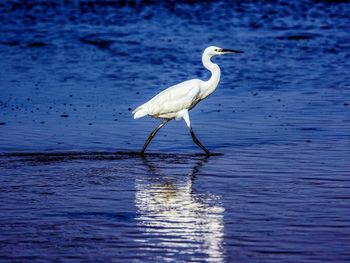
182,109,210,155
189,127,210,155
141,119,170,155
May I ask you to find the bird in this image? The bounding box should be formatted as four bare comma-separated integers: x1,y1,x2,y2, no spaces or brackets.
132,46,243,155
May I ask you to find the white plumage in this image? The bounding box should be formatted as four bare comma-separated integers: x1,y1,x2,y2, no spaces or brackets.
133,79,201,119
132,46,243,155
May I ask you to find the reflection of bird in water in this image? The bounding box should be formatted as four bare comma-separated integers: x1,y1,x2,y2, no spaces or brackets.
135,155,225,262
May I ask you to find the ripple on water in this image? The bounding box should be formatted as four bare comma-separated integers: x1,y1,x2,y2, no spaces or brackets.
1,0,350,262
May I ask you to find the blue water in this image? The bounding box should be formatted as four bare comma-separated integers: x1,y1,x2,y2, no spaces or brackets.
1,1,350,262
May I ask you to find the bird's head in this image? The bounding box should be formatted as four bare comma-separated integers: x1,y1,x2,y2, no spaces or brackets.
204,46,244,56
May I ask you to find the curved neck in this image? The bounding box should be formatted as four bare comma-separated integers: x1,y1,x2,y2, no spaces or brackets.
201,54,221,99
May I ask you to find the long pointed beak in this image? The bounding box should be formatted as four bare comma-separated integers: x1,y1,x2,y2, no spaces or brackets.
221,49,244,54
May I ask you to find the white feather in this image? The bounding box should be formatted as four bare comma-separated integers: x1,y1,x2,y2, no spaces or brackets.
131,46,243,154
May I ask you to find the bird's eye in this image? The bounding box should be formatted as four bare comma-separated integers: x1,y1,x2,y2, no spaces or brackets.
214,49,218,51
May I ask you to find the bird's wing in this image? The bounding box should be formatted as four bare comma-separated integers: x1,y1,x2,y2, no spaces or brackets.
145,79,201,117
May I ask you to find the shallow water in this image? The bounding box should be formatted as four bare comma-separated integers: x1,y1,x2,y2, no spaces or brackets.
1,0,350,262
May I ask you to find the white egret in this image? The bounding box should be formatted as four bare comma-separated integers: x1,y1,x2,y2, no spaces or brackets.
132,46,243,155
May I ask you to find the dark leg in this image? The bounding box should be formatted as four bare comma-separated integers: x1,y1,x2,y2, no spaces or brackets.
141,119,170,155
189,126,210,155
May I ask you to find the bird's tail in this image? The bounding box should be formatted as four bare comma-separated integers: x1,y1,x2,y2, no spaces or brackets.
132,105,148,119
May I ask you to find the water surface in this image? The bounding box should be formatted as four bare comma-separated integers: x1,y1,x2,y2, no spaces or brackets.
0,1,350,262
